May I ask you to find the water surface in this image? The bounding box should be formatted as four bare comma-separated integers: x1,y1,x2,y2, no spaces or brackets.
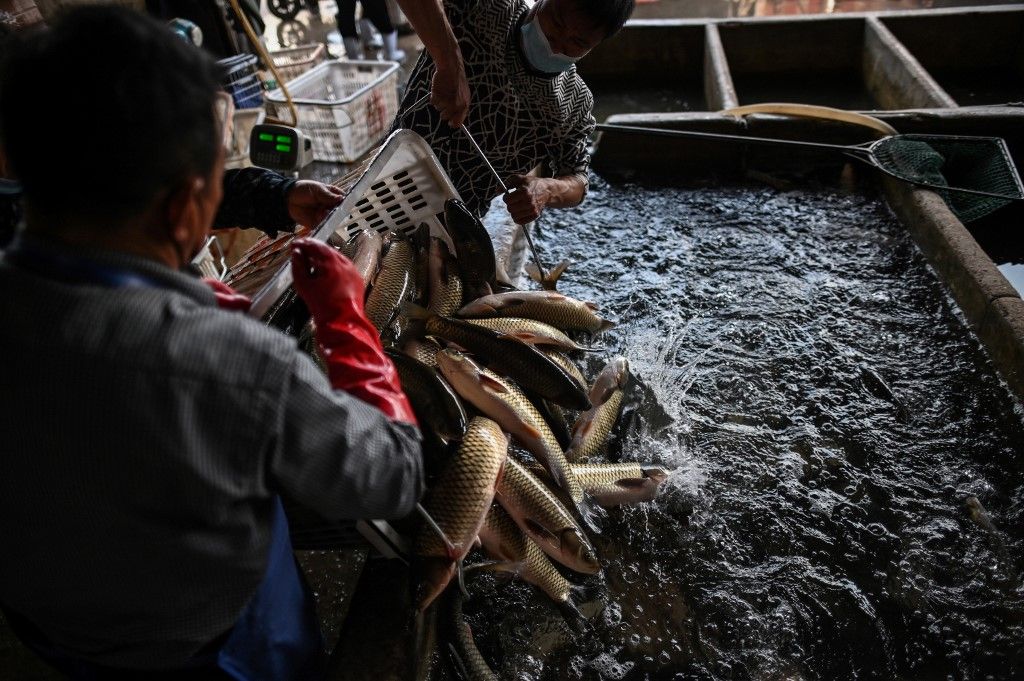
462,179,1024,680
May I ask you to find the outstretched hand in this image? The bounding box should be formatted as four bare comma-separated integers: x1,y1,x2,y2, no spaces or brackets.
287,181,345,229
503,174,551,224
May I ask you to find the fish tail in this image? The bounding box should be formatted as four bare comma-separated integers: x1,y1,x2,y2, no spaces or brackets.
595,319,617,335
576,493,606,535
527,259,570,291
401,301,433,321
557,598,588,635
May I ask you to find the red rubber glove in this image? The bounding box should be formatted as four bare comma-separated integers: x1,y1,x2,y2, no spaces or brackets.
289,238,417,425
203,278,252,312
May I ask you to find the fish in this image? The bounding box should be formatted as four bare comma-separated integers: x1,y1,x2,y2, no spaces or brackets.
297,319,328,375
402,337,444,369
526,259,571,291
402,303,591,411
464,317,593,352
415,416,508,610
412,223,432,305
365,237,415,335
387,350,468,446
542,350,587,388
444,576,499,681
494,457,600,575
443,198,496,301
345,228,384,287
436,350,585,509
567,357,629,463
457,291,616,335
427,237,463,318
478,503,579,612
569,463,669,507
522,387,573,450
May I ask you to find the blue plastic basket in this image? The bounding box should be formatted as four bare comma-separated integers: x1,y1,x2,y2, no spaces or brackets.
217,54,263,109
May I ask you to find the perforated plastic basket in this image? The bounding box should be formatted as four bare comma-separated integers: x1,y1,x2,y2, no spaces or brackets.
269,43,328,84
264,59,400,163
245,129,461,318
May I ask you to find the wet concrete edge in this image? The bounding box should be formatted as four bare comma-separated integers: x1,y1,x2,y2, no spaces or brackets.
882,179,1024,402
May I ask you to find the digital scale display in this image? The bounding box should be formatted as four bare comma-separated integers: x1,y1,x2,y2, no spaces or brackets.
249,123,311,171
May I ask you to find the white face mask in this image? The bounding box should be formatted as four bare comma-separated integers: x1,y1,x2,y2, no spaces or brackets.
520,9,578,74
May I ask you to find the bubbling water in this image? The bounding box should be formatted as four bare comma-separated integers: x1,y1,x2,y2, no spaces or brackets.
462,179,1024,680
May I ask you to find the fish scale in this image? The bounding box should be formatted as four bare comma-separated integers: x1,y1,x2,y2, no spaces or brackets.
437,351,584,505
428,238,464,318
570,462,644,489
567,391,624,462
457,291,615,334
567,358,629,462
494,458,599,574
346,228,384,286
403,337,443,368
465,317,589,352
421,312,592,410
568,462,668,506
416,416,508,560
365,238,414,333
478,503,573,605
543,350,587,388
446,582,498,681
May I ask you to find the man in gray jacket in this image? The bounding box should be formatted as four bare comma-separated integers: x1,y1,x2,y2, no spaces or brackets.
0,7,422,678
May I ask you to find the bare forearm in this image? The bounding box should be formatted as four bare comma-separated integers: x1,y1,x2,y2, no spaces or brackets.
540,173,588,208
394,0,462,72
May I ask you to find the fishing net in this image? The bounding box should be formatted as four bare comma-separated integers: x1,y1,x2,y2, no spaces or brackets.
868,135,1024,222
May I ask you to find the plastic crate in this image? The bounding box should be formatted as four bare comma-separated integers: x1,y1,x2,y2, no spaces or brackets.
269,43,328,84
264,59,400,163
224,107,266,170
218,54,264,109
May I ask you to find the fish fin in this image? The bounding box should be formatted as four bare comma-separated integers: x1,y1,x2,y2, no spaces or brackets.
469,559,527,579
526,259,570,291
615,478,648,488
570,417,595,441
557,598,588,635
456,559,470,599
641,466,670,484
577,495,607,535
525,518,559,543
495,456,507,489
401,301,433,321
479,373,509,394
447,643,472,681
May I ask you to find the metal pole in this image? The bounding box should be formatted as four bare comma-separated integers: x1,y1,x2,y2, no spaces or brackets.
459,125,549,282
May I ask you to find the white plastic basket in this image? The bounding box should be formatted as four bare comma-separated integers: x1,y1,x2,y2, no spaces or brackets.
269,43,328,85
246,129,461,319
264,59,400,163
224,107,266,170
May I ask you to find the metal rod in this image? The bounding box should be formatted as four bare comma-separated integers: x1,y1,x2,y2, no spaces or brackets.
459,124,549,282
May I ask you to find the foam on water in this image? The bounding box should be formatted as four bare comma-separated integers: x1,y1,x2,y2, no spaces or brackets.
461,178,1024,679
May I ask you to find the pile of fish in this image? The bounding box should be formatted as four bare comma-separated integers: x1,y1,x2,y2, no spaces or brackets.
305,199,669,676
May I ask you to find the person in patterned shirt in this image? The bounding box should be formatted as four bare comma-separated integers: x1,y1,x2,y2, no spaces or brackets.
393,0,633,224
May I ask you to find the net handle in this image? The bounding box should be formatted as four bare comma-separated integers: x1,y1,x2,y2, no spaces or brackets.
596,123,872,154
596,124,1024,201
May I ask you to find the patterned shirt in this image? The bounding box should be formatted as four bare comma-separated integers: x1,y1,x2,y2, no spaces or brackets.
393,0,595,217
0,237,423,667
